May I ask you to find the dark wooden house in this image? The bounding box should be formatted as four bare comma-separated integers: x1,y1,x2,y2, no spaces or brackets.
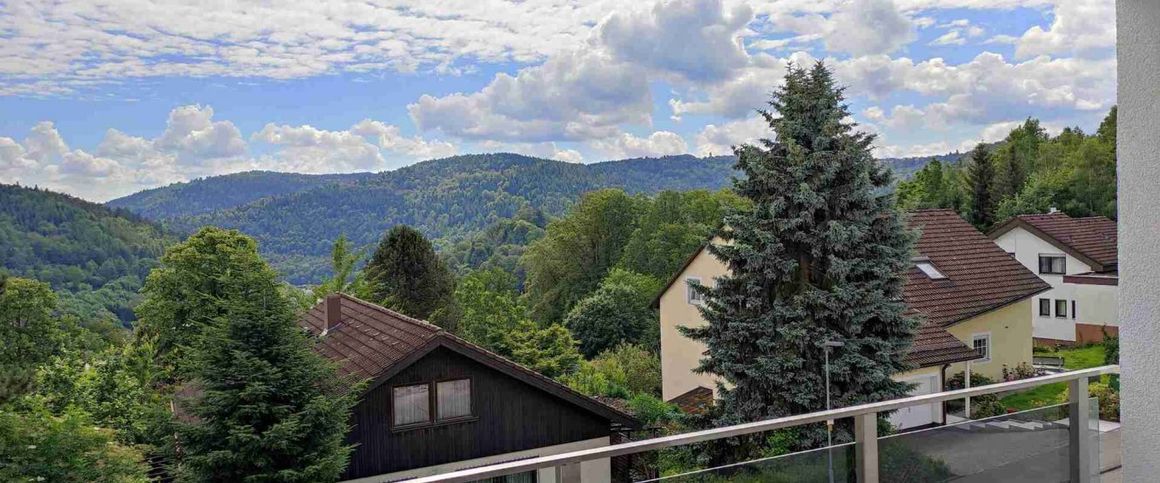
301,294,638,482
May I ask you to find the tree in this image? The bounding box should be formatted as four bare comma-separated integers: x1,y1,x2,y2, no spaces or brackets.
522,189,643,323
136,227,280,374
965,143,998,229
564,269,663,357
175,238,357,482
508,321,581,379
455,269,527,355
0,277,65,405
994,118,1046,199
363,225,456,327
0,402,150,482
685,63,917,454
312,235,365,300
618,190,746,280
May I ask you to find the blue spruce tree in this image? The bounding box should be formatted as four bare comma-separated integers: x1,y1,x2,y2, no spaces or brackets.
684,62,918,455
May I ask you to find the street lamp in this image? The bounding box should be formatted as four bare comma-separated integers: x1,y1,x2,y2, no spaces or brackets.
824,340,844,483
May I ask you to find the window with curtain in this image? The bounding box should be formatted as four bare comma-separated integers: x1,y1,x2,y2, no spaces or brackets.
437,379,472,420
1039,298,1052,316
1055,299,1068,318
393,384,430,426
1038,255,1066,274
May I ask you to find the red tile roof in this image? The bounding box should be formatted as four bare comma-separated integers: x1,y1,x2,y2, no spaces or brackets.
906,209,1052,329
300,294,637,428
988,212,1118,272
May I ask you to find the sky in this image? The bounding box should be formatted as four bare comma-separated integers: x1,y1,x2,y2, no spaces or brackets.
0,0,1116,202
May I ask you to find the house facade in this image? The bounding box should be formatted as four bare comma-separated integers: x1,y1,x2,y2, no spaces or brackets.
655,209,1049,430
988,212,1118,345
301,294,637,483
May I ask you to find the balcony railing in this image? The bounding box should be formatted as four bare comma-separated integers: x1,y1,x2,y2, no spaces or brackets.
409,365,1119,483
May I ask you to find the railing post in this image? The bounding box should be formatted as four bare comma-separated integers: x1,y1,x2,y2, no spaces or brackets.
1068,376,1092,483
554,462,581,483
854,412,879,483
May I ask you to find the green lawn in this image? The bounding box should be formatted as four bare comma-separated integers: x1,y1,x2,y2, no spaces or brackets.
999,344,1108,411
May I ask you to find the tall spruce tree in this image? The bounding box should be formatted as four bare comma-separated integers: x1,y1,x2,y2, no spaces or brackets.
175,232,356,482
684,63,917,453
966,143,997,229
363,225,456,326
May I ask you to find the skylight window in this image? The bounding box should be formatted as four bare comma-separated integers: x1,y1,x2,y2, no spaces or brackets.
916,261,947,280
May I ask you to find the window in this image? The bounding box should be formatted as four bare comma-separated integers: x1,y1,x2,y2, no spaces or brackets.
1055,299,1068,318
392,384,430,426
1072,300,1077,320
972,334,991,363
915,261,946,280
437,379,472,420
686,277,703,304
1038,255,1066,274
1039,298,1052,317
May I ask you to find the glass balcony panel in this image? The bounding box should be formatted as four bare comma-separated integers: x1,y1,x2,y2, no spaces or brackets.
640,442,855,483
878,399,1101,482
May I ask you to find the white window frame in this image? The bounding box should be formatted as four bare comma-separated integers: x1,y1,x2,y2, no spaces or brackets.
971,332,992,364
686,276,704,305
916,261,947,280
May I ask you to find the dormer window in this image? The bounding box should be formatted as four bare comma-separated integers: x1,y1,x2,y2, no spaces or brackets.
915,260,946,280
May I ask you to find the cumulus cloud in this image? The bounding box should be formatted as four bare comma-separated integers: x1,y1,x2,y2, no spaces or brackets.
597,0,753,82
155,105,247,162
824,0,916,56
590,131,689,159
351,119,458,160
693,116,771,156
1014,0,1116,59
478,141,585,163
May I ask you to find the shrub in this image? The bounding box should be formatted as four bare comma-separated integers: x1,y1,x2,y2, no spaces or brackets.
1002,362,1039,381
945,371,1004,418
1088,382,1120,422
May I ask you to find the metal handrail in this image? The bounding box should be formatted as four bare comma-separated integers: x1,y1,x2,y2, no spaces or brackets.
409,365,1119,482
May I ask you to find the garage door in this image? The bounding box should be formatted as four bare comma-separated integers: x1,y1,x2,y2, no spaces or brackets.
889,374,940,430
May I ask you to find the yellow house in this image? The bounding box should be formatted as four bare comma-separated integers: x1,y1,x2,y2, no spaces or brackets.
654,209,1050,429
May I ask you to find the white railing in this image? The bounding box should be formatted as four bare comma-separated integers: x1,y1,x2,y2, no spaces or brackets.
410,365,1119,483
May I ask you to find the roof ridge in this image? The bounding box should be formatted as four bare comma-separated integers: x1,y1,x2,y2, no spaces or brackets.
336,293,444,332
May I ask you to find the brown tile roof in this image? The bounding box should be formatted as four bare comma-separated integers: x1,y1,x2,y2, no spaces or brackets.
906,321,982,367
905,209,1051,329
668,386,714,414
988,212,1118,272
301,294,637,428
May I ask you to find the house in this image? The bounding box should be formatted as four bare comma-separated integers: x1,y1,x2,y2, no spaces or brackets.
300,294,637,483
653,209,1050,430
988,212,1119,345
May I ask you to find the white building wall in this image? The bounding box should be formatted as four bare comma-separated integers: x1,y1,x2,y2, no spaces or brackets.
1118,1,1160,479
993,226,1118,341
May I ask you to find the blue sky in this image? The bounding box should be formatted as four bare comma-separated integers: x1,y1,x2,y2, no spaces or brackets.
0,0,1116,202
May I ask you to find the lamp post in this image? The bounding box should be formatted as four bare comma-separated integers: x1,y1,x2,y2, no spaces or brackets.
824,340,845,483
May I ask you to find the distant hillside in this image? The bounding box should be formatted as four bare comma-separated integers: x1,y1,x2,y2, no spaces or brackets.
882,152,968,180
107,151,954,284
107,171,368,220
0,184,176,323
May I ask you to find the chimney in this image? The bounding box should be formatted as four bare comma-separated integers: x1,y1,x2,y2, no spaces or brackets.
324,294,342,335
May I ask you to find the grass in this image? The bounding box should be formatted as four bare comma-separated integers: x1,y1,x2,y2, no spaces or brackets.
1000,344,1108,411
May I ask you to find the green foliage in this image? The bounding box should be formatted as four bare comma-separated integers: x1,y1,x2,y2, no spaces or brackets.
444,206,548,285
507,321,582,379
0,277,65,367
564,269,662,357
626,393,682,427
311,235,365,301
1088,381,1120,422
687,63,918,456
617,190,747,280
149,154,738,284
561,344,661,399
0,402,150,483
945,371,1005,418
175,239,358,482
523,189,644,323
364,225,457,327
455,268,528,355
0,184,173,324
965,144,997,229
135,227,283,376
895,160,965,212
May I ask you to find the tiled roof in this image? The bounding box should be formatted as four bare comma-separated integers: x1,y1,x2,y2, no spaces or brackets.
906,320,982,367
668,386,714,414
906,209,1052,329
989,212,1118,272
300,294,637,427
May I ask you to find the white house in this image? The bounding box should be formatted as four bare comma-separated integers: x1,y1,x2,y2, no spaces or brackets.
988,212,1119,345
653,209,1050,430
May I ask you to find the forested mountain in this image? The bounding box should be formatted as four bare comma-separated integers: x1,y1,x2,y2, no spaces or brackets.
107,171,368,220
106,152,946,284
0,184,175,323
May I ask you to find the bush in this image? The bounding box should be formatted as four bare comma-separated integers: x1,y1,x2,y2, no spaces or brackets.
1088,382,1120,422
945,371,1005,418
1002,362,1039,381
0,403,150,482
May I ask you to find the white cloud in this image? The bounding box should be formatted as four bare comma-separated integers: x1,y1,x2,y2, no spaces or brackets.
590,131,689,159
478,141,585,163
693,116,770,156
1014,0,1116,59
351,119,458,160
930,31,966,46
597,0,753,82
252,123,385,172
155,105,247,162
824,0,916,56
